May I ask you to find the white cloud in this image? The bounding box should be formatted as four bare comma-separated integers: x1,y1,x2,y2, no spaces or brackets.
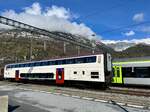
102,38,150,45
102,39,129,44
124,30,135,36
44,5,71,19
0,2,96,39
24,2,42,15
133,13,144,22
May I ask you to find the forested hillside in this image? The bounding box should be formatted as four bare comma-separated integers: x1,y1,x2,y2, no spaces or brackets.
0,30,150,67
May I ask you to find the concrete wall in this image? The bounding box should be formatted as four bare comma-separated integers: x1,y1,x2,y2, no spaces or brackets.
0,96,8,112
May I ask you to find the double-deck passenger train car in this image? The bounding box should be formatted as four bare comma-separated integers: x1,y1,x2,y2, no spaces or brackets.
4,54,112,86
112,57,150,86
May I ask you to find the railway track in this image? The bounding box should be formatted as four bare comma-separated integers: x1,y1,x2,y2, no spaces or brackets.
106,88,150,97
1,80,150,97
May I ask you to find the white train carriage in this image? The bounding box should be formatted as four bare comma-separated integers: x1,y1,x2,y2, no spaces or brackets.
4,54,112,85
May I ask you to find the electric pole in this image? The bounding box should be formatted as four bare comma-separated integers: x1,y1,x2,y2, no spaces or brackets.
63,42,66,54
44,40,47,51
77,46,80,56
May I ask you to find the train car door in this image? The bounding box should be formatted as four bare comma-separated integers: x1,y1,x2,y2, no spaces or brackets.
56,68,64,84
112,66,122,84
15,70,20,81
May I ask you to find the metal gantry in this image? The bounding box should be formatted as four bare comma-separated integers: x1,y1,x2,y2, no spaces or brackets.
0,16,95,50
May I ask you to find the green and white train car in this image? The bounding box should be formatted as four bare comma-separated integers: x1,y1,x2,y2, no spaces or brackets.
112,57,150,86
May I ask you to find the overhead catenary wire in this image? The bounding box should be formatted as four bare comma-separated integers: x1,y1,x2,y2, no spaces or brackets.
100,20,150,34
74,1,149,35
75,0,133,23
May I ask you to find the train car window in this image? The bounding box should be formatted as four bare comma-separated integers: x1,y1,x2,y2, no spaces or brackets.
57,60,64,65
44,61,48,66
48,73,54,78
14,65,16,68
74,71,77,74
40,62,46,66
117,69,120,77
122,67,133,77
36,62,40,66
13,65,16,68
22,64,24,67
67,59,75,64
83,57,87,63
82,71,85,75
32,62,35,66
54,60,58,65
9,65,12,68
75,57,86,64
20,64,24,67
50,61,55,65
57,60,61,65
74,59,77,64
112,67,115,77
32,63,34,67
86,56,96,63
39,62,43,66
27,63,31,67
11,65,14,68
24,64,27,67
51,61,56,65
21,64,24,67
40,62,44,66
62,59,66,64
48,61,52,65
15,64,19,68
7,65,11,68
134,67,150,78
58,70,62,80
22,64,25,67
49,61,52,65
75,58,83,63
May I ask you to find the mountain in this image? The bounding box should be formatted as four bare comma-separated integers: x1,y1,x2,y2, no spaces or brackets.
0,29,111,67
103,39,150,52
0,29,150,67
106,42,136,51
112,44,150,58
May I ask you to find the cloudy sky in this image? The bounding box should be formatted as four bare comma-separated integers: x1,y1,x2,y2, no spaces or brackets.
0,0,150,43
